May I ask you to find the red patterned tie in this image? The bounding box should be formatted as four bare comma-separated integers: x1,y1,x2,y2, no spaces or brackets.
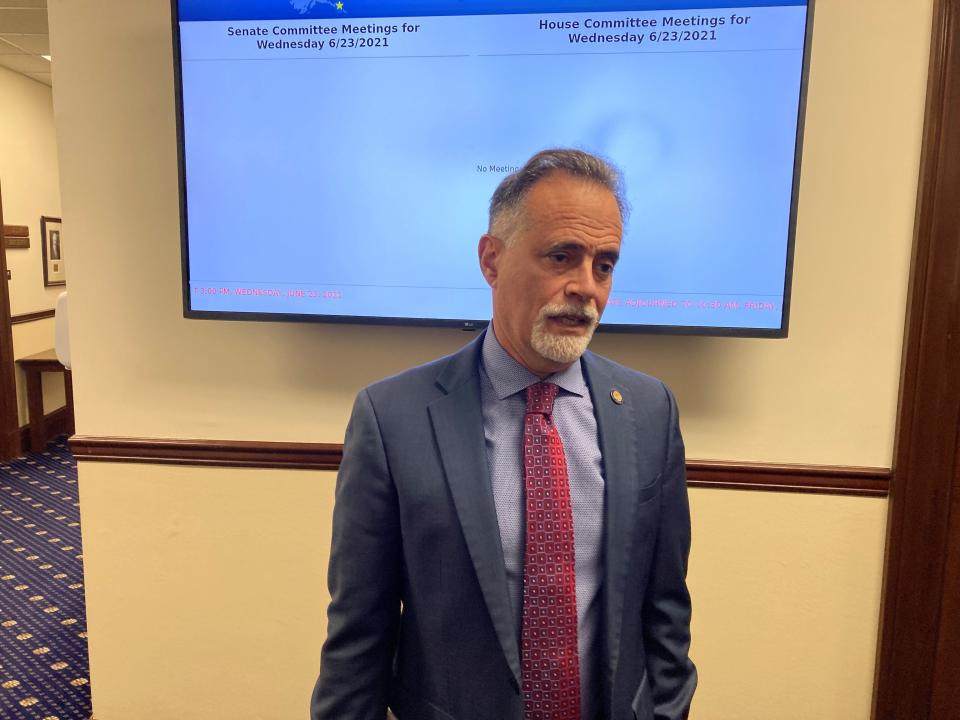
521,382,580,720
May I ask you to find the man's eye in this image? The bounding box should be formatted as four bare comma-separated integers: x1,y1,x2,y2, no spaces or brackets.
548,253,568,264
597,262,615,276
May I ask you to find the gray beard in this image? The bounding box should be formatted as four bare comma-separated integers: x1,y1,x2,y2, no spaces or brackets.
530,303,600,365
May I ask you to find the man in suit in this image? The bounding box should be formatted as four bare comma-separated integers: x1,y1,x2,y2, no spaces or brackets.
311,149,696,720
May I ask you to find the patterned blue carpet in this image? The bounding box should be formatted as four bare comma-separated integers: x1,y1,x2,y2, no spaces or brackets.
0,437,90,720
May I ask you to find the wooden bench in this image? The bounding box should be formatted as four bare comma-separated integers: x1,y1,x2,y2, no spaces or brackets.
15,349,74,452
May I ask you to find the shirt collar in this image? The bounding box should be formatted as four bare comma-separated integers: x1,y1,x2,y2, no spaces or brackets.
481,325,587,401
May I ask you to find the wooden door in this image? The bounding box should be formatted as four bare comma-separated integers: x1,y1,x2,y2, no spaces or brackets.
872,1,960,717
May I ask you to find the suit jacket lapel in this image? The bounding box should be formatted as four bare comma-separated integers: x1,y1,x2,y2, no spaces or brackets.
582,353,641,686
428,332,522,687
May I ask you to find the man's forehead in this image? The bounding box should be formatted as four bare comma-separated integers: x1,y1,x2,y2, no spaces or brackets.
521,178,623,240
522,173,623,226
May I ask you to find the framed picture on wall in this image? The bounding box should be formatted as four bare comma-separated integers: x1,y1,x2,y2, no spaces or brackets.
40,216,65,287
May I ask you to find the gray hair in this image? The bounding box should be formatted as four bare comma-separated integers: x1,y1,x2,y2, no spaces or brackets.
487,148,627,243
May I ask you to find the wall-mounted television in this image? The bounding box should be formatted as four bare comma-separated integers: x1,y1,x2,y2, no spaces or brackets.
173,0,813,336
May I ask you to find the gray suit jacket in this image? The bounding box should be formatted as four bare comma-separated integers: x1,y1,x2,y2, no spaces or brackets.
311,332,696,720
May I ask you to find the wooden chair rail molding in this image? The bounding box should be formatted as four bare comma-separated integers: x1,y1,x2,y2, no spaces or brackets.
11,309,56,325
69,436,345,471
68,435,890,496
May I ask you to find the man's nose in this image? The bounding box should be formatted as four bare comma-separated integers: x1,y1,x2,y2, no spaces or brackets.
564,261,598,303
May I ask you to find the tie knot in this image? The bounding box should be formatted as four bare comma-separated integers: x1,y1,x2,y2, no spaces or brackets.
525,382,559,415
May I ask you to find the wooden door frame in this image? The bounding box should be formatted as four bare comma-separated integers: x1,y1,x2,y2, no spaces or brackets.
0,182,21,460
873,0,960,717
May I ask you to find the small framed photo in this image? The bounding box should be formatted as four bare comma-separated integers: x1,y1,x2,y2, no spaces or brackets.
40,216,65,287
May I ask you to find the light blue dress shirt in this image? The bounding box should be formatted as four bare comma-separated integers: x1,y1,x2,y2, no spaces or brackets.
479,327,605,720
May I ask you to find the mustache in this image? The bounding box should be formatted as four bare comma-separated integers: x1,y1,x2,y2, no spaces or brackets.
537,303,600,325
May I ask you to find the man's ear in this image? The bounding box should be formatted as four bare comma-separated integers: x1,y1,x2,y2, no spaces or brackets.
478,234,502,288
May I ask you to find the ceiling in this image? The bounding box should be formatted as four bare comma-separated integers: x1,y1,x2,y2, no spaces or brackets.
0,0,50,86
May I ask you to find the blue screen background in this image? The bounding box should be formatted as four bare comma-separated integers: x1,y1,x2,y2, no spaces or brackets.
178,3,808,330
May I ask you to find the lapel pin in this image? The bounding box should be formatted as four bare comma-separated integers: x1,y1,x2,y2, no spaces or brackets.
610,389,623,405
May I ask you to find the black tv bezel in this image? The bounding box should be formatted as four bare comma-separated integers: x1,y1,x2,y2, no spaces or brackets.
171,0,815,339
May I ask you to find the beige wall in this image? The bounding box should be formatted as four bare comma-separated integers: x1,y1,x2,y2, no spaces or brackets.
78,464,335,720
0,65,63,316
48,0,931,718
77,466,888,720
49,0,927,469
1,65,65,425
687,490,888,719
